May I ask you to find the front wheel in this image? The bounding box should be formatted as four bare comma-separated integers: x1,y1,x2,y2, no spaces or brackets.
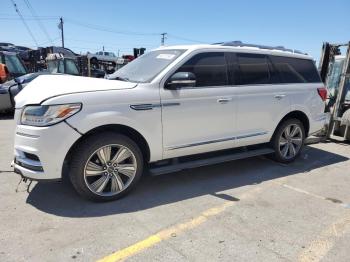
271,119,305,163
69,133,143,201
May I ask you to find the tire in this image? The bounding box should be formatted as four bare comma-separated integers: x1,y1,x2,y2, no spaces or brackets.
271,118,305,163
69,132,144,201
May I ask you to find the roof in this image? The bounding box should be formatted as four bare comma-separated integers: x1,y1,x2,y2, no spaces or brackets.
157,42,313,60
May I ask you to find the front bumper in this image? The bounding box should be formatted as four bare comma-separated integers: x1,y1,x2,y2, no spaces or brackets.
13,119,81,181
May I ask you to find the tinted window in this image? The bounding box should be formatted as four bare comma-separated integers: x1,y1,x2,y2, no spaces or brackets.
176,52,228,87
270,56,321,83
236,53,272,85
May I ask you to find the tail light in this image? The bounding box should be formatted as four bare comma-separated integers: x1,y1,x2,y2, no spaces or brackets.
317,87,327,102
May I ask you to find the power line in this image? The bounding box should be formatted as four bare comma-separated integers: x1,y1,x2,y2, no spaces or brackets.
167,34,205,44
64,36,159,48
65,18,161,36
22,0,53,44
0,13,57,17
9,0,39,47
0,17,57,20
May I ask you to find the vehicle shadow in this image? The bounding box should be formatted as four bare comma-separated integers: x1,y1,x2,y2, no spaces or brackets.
0,111,14,120
26,145,348,218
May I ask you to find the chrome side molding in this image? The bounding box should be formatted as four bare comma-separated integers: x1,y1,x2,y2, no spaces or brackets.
130,103,180,111
166,131,268,151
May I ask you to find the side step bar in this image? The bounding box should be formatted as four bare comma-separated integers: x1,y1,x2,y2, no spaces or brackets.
149,147,274,176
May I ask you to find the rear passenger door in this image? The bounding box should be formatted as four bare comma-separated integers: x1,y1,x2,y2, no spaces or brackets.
230,53,292,147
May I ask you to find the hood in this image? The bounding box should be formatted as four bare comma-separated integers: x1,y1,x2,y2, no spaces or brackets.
15,74,137,108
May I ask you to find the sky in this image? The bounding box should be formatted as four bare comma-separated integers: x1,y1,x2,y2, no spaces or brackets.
1,0,349,61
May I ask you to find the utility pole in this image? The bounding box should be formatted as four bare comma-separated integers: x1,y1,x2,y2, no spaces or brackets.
161,33,167,46
59,17,64,48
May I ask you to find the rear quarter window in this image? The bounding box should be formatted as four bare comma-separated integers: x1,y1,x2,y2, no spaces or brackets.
270,56,321,83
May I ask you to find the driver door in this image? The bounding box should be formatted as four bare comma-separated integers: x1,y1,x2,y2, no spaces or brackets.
160,52,236,159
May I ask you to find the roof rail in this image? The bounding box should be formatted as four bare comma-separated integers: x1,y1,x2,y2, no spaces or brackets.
215,41,307,55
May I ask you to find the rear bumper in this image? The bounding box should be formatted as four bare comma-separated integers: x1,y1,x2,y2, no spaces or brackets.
309,113,328,135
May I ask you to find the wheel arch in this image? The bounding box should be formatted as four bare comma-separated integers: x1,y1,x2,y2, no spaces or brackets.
62,124,151,180
272,110,310,140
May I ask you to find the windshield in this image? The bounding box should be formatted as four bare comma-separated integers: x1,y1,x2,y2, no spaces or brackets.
108,49,185,83
4,54,27,76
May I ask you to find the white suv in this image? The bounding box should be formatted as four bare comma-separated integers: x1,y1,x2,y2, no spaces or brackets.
13,42,327,201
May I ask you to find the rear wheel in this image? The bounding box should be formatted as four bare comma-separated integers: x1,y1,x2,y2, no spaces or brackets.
271,119,305,163
69,133,143,201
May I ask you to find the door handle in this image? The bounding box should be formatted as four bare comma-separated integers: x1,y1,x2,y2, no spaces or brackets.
217,98,232,103
274,94,286,100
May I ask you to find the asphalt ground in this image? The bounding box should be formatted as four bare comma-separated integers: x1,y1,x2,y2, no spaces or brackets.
0,114,350,262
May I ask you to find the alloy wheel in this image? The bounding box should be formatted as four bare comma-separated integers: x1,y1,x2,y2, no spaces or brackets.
83,144,137,196
278,124,303,160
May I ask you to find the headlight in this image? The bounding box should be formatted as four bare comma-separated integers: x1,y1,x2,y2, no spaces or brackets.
21,103,81,126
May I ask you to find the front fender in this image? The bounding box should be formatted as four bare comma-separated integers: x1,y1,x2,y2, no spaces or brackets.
66,107,163,162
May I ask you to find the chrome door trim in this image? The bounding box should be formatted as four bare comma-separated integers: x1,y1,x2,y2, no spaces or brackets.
165,131,268,151
130,104,161,111
166,136,236,150
130,103,180,111
235,131,268,140
162,102,181,107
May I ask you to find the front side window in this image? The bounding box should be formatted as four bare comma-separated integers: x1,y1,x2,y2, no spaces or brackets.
175,52,228,87
236,53,271,85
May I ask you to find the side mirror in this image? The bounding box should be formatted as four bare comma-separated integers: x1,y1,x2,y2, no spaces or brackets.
165,72,196,90
0,63,10,84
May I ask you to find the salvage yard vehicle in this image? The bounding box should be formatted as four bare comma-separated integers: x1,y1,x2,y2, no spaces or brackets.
12,42,326,201
0,51,28,81
0,52,28,112
318,42,350,141
0,72,48,113
88,51,118,63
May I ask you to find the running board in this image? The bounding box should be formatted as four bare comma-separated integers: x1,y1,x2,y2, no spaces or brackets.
149,147,274,176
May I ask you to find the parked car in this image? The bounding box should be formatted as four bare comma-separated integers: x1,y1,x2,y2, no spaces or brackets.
0,72,47,113
0,42,15,51
88,51,118,63
0,52,106,113
13,42,326,201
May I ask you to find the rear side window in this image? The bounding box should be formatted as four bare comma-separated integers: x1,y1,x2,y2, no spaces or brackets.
176,52,228,87
236,53,275,85
270,56,321,83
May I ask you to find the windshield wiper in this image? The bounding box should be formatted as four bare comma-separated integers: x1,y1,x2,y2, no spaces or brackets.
114,76,130,82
